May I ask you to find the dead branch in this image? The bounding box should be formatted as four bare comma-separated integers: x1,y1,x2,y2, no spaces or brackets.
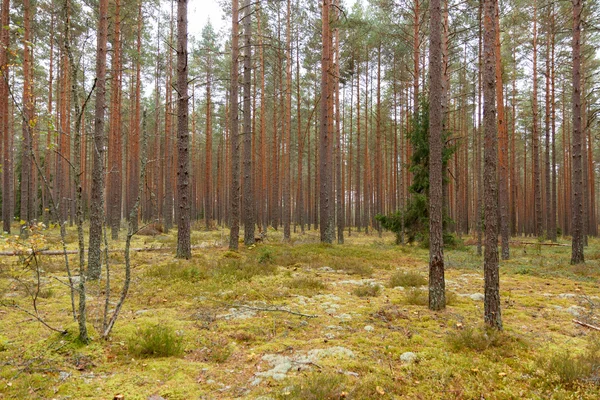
573,319,600,332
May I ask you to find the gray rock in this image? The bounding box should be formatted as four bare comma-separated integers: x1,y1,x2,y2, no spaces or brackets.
400,352,418,364
319,266,335,272
364,325,375,332
218,307,256,320
469,293,485,301
566,305,585,317
336,313,352,321
148,395,166,400
256,347,355,380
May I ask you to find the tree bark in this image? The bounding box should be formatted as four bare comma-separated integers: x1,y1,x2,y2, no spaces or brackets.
571,0,584,263
428,0,445,311
483,0,502,330
88,0,109,280
319,0,333,243
175,0,191,259
229,0,240,250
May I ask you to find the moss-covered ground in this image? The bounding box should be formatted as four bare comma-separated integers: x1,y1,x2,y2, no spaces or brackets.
1,225,600,399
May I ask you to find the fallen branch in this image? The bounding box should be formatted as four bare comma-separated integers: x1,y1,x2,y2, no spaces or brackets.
573,319,600,332
213,300,319,318
509,241,569,247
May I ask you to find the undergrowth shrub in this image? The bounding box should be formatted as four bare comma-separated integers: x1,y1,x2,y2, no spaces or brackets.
388,271,427,288
352,284,381,297
447,326,512,353
128,324,183,358
540,335,600,386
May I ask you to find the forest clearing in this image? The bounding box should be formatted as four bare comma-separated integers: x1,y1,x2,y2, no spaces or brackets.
1,227,599,399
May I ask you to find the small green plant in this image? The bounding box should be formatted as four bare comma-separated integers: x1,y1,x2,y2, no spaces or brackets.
205,338,233,363
257,248,274,264
128,324,184,358
388,271,427,288
352,284,381,297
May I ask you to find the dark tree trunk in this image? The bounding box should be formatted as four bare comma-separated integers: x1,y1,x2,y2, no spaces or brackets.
229,0,240,250
175,0,191,259
428,0,445,311
571,0,584,264
242,0,255,245
88,0,109,280
319,0,333,243
483,0,502,330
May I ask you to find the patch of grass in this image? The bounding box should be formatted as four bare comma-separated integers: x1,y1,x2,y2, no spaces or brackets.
352,283,382,297
403,288,428,305
285,277,327,291
278,372,347,400
38,287,55,298
222,251,242,259
213,259,277,282
128,324,184,358
328,258,373,276
403,288,457,306
388,271,427,288
447,326,513,353
146,261,208,282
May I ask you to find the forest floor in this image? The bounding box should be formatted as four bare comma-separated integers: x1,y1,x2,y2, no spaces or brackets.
1,225,600,399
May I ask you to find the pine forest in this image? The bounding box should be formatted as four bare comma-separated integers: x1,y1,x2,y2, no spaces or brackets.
1,0,600,397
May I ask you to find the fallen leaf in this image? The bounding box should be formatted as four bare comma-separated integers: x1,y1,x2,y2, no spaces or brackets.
376,386,385,395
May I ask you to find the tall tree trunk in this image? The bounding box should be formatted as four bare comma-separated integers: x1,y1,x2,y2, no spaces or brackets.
242,0,255,245
108,0,122,240
205,47,213,230
532,0,542,237
571,0,584,263
229,0,240,250
20,0,33,233
283,0,292,241
88,0,109,280
319,0,333,243
335,3,344,243
175,0,191,259
428,0,445,311
494,0,509,259
550,6,557,241
483,0,502,330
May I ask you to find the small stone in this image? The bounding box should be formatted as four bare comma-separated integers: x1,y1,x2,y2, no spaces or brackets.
320,266,334,272
135,309,149,315
325,308,337,314
400,352,418,364
364,325,375,332
324,333,335,340
336,313,352,321
469,293,485,301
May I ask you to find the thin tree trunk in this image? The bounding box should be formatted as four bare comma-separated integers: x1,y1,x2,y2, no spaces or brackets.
229,0,240,250
88,0,109,280
242,0,255,245
571,0,584,263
